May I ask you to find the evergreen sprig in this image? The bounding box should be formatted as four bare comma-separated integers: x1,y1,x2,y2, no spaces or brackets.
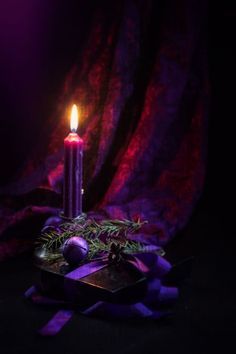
37,217,147,253
40,238,145,264
86,239,144,261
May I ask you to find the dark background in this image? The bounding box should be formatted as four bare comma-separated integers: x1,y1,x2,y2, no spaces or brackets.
0,1,235,353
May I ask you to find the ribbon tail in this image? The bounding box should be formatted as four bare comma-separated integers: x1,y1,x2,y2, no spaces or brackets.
158,286,179,302
24,286,36,299
132,303,173,319
127,253,172,277
81,301,105,315
25,286,68,306
38,310,74,336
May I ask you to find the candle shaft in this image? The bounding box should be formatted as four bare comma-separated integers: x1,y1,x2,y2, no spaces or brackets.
63,133,83,218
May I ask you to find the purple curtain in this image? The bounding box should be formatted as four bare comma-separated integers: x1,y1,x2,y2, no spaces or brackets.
0,0,208,261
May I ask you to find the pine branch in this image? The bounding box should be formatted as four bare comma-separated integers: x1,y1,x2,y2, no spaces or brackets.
37,217,147,252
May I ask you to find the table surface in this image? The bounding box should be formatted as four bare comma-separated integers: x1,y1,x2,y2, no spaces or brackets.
0,196,235,354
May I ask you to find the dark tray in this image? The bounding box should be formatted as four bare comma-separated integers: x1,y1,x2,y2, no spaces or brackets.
34,248,147,305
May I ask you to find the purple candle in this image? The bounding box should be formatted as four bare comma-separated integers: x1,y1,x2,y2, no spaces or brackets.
63,104,83,218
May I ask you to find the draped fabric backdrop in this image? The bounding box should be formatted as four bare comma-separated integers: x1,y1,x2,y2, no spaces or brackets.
0,0,208,261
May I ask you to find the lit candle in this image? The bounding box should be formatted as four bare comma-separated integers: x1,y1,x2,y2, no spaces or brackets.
63,104,83,218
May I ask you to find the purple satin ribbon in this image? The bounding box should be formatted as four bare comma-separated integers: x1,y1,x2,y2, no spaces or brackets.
64,259,108,302
39,310,74,336
25,249,178,335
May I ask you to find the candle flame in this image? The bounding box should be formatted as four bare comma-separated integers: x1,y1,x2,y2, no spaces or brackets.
70,104,78,132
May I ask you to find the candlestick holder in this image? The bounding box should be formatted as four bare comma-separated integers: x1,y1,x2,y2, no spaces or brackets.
59,211,87,222
30,216,179,337
34,249,147,304
35,216,155,304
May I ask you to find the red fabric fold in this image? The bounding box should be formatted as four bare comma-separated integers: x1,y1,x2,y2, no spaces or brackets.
0,0,208,261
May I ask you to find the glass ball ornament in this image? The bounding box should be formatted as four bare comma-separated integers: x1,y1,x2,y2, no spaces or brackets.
41,216,63,233
62,236,89,265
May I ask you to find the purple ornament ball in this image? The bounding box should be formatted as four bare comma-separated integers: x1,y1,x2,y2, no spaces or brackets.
44,216,62,227
41,216,63,233
63,236,89,265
